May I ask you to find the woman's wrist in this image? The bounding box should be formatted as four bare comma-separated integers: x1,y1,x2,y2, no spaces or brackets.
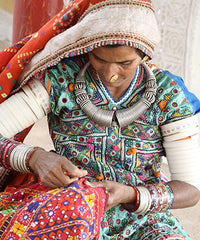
123,185,137,203
28,148,46,173
122,183,174,214
0,136,45,173
122,185,138,211
25,147,45,173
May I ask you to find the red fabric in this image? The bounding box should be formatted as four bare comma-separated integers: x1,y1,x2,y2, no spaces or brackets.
0,178,107,239
12,0,63,43
0,0,102,102
0,0,82,102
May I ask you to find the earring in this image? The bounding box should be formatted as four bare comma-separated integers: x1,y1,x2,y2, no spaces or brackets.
140,56,149,64
110,75,118,83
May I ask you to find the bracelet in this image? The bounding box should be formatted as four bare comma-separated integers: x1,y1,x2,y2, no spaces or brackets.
25,147,42,173
27,79,51,114
122,183,174,214
132,186,140,211
5,98,27,128
0,136,44,173
146,183,174,213
4,141,19,169
0,79,50,139
122,185,140,212
134,186,152,214
0,116,14,138
10,144,33,172
0,138,21,170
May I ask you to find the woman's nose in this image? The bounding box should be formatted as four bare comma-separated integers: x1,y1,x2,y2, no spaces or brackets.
103,63,119,82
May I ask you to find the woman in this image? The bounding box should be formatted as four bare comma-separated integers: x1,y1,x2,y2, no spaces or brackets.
0,0,199,239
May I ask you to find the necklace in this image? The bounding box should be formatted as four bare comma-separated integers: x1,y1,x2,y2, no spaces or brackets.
74,62,157,127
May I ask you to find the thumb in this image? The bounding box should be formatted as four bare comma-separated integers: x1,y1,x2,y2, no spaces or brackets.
84,180,104,188
63,160,88,178
84,180,93,187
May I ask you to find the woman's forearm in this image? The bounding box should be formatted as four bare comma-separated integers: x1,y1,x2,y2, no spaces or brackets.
166,180,200,209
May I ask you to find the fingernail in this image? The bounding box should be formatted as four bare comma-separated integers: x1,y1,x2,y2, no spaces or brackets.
71,177,78,182
84,180,91,186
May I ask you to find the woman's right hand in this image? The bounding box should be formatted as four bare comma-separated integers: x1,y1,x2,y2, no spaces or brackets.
29,149,88,189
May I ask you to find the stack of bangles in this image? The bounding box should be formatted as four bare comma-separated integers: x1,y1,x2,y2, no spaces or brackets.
0,78,50,139
122,183,174,214
0,136,44,173
0,79,49,173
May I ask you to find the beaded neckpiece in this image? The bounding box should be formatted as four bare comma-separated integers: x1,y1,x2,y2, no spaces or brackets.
74,62,157,127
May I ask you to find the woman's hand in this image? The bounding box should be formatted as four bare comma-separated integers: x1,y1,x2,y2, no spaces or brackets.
85,180,136,211
29,149,88,189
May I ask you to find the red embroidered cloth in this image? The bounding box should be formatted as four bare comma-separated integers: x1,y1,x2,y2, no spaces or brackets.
0,177,107,239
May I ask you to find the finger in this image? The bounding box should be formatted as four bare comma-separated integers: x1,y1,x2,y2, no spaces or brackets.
63,177,79,187
50,168,77,187
41,168,69,188
54,165,82,187
84,180,105,188
44,182,59,189
84,180,93,187
63,160,88,178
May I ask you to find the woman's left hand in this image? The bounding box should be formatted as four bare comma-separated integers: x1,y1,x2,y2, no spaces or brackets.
85,180,136,211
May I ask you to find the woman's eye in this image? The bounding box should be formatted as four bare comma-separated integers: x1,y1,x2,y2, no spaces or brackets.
98,59,105,63
93,54,105,63
120,61,131,66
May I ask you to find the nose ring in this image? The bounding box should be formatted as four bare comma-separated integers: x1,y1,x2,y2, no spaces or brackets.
110,75,118,83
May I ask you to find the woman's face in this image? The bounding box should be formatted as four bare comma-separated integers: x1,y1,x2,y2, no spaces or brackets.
88,46,142,88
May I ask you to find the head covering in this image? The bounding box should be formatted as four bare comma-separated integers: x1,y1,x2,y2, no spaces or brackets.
0,0,160,103
53,0,160,58
63,0,74,6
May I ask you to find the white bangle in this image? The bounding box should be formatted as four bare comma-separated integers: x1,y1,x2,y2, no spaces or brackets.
0,103,19,134
28,79,51,114
161,115,199,137
4,100,25,129
0,121,11,138
14,94,38,123
7,96,29,128
0,111,15,138
21,88,44,120
163,134,199,149
0,79,49,138
163,127,199,142
134,186,152,214
10,144,35,173
22,84,46,116
161,116,200,190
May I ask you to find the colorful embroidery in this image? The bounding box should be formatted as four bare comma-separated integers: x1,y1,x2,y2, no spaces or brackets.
0,179,106,239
